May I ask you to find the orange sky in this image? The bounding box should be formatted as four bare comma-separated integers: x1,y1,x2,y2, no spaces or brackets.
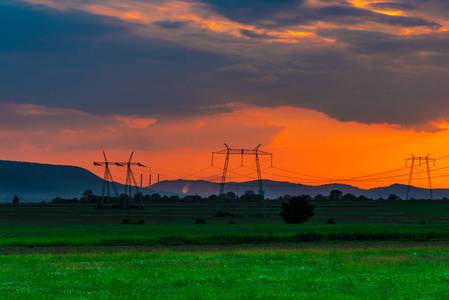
2,103,449,190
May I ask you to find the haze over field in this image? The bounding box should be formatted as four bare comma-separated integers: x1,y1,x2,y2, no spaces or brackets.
2,0,449,189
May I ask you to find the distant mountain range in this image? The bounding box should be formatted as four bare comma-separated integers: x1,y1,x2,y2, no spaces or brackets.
0,160,447,202
150,179,448,200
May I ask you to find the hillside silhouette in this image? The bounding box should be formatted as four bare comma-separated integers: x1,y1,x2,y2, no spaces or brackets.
1,160,447,202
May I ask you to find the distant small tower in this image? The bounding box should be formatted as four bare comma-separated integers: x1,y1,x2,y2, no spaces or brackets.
405,155,435,200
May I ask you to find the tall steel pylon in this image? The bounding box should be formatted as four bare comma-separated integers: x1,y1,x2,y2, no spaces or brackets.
405,155,435,200
212,144,273,216
114,152,145,208
93,151,119,206
94,151,146,208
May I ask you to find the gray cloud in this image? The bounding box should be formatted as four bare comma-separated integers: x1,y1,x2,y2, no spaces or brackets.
200,0,440,29
240,29,273,40
0,1,234,116
1,0,449,130
319,29,449,54
152,20,190,29
200,0,303,24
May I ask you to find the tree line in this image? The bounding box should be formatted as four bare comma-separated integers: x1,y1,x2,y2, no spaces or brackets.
49,188,447,204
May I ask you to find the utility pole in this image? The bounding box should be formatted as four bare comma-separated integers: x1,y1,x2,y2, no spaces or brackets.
212,144,273,216
405,155,435,200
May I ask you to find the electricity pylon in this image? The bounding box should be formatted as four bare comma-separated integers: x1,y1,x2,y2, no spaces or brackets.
94,151,145,208
405,155,435,200
93,151,119,206
114,151,145,208
212,144,273,216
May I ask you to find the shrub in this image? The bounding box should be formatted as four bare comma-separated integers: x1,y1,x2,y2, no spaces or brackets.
195,217,207,224
215,211,237,217
279,195,315,224
419,219,426,225
326,218,335,224
133,219,145,225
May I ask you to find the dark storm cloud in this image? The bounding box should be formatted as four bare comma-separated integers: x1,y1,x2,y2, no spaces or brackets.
200,0,303,24
0,1,133,53
2,0,449,129
240,29,273,40
152,20,190,29
0,1,233,115
319,29,449,54
311,6,439,28
201,0,439,29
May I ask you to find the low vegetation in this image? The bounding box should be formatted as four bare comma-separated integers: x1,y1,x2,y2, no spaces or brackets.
1,246,449,299
279,195,315,224
1,199,449,298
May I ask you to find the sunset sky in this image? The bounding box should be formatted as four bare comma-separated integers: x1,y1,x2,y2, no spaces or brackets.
2,0,449,190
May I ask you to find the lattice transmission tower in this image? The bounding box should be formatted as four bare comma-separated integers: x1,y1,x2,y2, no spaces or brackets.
405,155,435,200
93,151,119,206
212,144,273,216
114,151,146,208
94,151,145,208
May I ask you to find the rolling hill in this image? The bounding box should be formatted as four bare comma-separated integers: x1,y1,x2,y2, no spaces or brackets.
0,160,154,202
1,160,447,202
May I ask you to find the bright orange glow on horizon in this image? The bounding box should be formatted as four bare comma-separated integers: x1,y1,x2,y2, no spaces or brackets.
3,104,449,191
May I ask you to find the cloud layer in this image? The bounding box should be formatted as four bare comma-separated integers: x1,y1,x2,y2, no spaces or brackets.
2,0,449,130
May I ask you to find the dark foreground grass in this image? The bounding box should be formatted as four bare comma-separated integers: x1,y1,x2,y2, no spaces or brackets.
1,201,449,248
1,245,449,299
3,225,449,248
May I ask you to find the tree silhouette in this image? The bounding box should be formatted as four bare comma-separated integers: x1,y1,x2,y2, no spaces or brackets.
341,193,356,201
279,195,315,224
83,190,93,202
329,189,343,201
388,194,401,201
13,195,19,204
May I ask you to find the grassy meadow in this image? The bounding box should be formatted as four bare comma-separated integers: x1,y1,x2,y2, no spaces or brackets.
1,200,449,298
1,200,449,247
2,245,449,299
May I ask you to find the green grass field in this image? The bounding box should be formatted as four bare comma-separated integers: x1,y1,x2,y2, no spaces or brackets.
2,245,449,299
1,200,449,298
1,200,449,247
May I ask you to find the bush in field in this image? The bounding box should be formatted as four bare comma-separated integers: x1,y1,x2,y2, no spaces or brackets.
388,194,401,201
195,217,207,224
216,211,238,217
279,195,315,224
133,220,145,225
420,219,426,225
